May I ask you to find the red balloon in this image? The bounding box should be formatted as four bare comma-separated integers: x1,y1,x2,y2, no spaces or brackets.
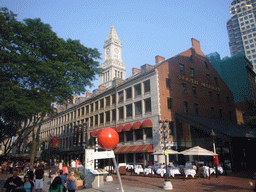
98,128,119,150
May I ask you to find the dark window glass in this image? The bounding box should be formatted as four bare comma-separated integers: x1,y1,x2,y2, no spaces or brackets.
112,109,116,121
119,107,124,120
119,132,124,142
167,98,172,110
190,68,195,77
184,101,189,113
106,96,110,106
118,91,124,103
134,84,141,97
194,103,199,115
182,83,187,93
144,98,151,113
218,109,223,118
135,129,143,141
135,101,142,115
209,91,213,100
192,86,197,96
94,115,98,125
144,80,150,93
100,113,104,124
180,64,185,74
112,94,116,104
126,104,132,118
126,131,133,142
126,87,132,100
100,99,104,108
95,101,98,110
145,128,152,139
205,61,209,69
211,107,215,117
207,74,210,83
166,78,171,89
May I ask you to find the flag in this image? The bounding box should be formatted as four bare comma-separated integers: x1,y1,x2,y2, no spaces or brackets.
48,134,53,148
52,136,59,148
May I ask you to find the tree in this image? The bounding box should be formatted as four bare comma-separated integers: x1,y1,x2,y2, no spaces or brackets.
0,7,101,166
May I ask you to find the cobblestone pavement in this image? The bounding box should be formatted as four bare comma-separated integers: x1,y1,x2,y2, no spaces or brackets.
0,170,255,191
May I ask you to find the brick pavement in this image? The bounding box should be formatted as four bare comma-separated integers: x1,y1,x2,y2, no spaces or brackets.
0,170,254,191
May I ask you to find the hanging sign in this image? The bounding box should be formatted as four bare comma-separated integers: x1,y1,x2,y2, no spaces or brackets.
93,150,115,160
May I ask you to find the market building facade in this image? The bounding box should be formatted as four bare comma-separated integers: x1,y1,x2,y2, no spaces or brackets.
38,27,256,171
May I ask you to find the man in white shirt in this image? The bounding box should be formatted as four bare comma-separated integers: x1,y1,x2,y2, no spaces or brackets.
71,160,76,172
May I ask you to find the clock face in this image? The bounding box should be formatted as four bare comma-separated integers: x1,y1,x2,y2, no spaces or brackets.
114,48,119,54
106,48,110,54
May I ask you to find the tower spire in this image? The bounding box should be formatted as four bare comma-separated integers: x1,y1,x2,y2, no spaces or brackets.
107,25,119,41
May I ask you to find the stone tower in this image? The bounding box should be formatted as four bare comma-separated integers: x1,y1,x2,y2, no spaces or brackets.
100,26,126,88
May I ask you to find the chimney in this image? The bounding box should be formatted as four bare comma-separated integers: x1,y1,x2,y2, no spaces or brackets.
132,68,141,75
141,64,154,74
155,55,165,64
191,38,201,51
86,92,93,97
98,85,106,90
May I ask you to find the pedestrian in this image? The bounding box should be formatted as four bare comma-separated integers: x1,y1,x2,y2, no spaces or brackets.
50,164,59,183
3,168,23,192
23,174,35,192
9,161,14,174
59,162,63,170
62,164,68,175
49,176,63,192
67,172,77,192
77,163,85,175
27,167,34,182
34,165,44,192
58,170,67,192
71,160,76,172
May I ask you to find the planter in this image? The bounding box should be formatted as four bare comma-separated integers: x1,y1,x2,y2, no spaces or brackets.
76,180,84,189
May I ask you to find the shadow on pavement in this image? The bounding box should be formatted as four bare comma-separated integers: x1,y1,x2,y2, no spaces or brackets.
202,183,251,191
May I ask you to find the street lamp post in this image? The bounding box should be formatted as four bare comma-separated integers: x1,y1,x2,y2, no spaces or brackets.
159,119,173,190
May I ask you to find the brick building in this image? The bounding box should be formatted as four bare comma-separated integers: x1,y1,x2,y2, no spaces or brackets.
38,27,255,171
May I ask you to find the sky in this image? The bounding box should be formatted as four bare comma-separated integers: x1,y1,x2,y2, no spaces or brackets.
1,0,233,94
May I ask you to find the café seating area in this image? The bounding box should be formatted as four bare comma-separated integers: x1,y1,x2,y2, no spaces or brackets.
104,162,224,179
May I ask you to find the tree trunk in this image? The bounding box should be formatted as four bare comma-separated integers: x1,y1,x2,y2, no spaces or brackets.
30,113,45,168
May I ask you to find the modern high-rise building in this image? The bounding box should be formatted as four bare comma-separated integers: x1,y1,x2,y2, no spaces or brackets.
227,0,256,71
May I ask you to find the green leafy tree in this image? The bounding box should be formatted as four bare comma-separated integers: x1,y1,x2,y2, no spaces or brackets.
0,7,101,166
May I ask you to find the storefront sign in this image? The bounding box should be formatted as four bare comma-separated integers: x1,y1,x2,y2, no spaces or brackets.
93,150,115,160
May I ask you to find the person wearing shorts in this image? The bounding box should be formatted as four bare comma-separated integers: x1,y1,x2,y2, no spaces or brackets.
34,165,44,192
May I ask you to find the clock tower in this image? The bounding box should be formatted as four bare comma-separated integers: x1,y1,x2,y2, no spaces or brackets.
100,26,126,88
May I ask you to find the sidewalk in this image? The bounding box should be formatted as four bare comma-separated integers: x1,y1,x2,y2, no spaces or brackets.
0,170,254,191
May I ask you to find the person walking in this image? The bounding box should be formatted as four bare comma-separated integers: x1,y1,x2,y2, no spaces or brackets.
23,174,35,192
67,172,77,192
3,168,23,192
62,164,68,175
50,164,59,183
49,176,63,192
34,165,44,192
27,167,34,182
71,160,76,173
58,170,67,192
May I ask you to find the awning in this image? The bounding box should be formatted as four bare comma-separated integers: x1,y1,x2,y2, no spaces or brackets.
116,125,124,132
141,119,152,128
110,127,116,131
91,131,98,137
132,121,142,130
123,124,132,131
114,146,126,154
114,145,153,154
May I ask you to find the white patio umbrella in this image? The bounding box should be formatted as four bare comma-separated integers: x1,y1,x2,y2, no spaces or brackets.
180,146,217,156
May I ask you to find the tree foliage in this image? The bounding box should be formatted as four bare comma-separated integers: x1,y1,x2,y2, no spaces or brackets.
0,7,101,162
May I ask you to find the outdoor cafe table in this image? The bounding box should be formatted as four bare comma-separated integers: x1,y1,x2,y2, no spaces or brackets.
169,168,181,177
134,167,144,175
144,168,154,175
184,168,196,178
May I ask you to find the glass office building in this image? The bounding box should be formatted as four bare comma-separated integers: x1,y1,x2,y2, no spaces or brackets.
227,0,256,71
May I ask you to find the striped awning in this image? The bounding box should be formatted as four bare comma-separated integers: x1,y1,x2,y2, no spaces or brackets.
123,124,132,131
91,130,98,137
114,145,153,154
141,119,153,128
132,121,142,130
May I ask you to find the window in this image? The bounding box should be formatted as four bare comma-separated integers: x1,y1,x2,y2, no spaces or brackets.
190,68,195,77
167,98,172,110
100,113,104,124
180,64,185,74
209,91,213,101
182,83,187,93
112,109,116,121
118,91,124,103
119,107,124,120
166,78,171,89
119,132,124,142
86,105,89,114
90,103,94,112
106,96,110,106
100,99,104,109
218,109,223,119
126,131,133,142
81,107,84,115
126,104,132,118
144,98,151,113
192,86,197,96
95,101,98,111
94,115,98,125
211,107,215,117
135,129,143,141
217,93,221,101
144,80,150,93
227,96,231,105
112,94,116,104
145,128,153,139
134,84,141,97
194,103,199,115
184,101,189,113
206,74,210,83
90,116,93,127
204,61,209,69
214,77,219,86
135,101,142,115
78,109,80,117
126,87,132,100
